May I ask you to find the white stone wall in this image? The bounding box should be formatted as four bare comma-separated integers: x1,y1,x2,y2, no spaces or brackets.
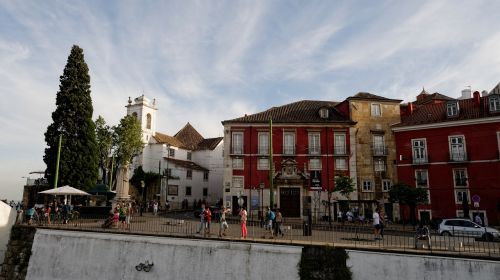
0,201,16,266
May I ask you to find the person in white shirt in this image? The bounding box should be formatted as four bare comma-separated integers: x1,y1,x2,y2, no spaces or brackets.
373,208,382,240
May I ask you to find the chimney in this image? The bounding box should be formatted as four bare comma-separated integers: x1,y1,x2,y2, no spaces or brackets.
473,91,480,107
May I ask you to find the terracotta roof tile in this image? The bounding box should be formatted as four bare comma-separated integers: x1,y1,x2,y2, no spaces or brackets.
152,132,185,147
196,137,223,150
222,100,354,124
163,157,208,172
174,123,204,150
414,92,454,105
348,92,402,103
394,95,498,127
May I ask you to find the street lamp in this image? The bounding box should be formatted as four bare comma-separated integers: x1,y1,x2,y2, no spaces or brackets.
140,180,145,216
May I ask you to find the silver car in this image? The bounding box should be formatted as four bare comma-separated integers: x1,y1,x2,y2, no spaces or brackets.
438,218,500,241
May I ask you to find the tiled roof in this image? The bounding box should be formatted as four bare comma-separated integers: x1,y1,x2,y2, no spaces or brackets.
414,92,454,105
490,83,500,95
222,100,354,124
196,137,223,151
153,132,185,147
163,157,208,171
347,92,402,103
394,95,499,127
174,123,204,150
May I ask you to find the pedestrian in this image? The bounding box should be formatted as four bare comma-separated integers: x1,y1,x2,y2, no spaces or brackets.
197,204,205,234
266,207,275,237
474,214,483,226
153,201,158,215
239,206,248,239
219,206,230,237
373,208,382,240
125,203,132,230
275,209,284,237
204,206,212,236
118,204,127,229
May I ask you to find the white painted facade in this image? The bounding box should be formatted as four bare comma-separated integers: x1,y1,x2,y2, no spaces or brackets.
126,96,224,208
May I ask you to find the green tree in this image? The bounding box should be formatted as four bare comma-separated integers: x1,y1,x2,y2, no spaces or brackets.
334,176,355,199
389,182,428,225
95,116,113,185
43,45,98,190
112,114,143,166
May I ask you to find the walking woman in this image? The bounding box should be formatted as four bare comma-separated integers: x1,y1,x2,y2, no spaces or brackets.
239,206,248,239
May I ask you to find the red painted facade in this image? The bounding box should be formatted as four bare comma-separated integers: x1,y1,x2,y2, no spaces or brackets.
230,125,351,192
394,118,500,225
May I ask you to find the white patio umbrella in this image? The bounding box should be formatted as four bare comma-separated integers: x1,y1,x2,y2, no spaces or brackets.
39,185,90,204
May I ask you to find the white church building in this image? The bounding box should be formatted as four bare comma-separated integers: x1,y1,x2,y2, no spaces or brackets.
126,95,224,209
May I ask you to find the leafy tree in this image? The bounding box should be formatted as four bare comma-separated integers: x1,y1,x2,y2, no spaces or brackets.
95,116,113,185
43,45,98,190
112,114,143,166
334,176,355,199
389,183,428,225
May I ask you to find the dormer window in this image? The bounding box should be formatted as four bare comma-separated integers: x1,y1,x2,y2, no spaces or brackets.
319,108,329,119
446,102,459,117
489,95,500,112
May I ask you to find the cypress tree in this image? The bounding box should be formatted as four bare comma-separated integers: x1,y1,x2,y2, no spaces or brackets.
43,45,98,190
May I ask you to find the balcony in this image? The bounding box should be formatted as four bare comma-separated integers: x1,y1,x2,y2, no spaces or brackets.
449,150,467,162
412,156,429,165
372,145,388,156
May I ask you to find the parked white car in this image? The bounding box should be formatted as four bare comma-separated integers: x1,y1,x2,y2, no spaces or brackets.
438,218,500,241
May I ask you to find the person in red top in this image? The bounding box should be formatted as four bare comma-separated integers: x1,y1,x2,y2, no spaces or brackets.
203,206,212,236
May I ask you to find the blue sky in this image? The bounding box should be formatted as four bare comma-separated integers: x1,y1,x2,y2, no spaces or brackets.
2,0,500,200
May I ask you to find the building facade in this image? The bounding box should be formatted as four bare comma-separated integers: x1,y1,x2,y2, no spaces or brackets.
127,96,223,209
336,93,402,220
222,100,356,219
393,88,500,225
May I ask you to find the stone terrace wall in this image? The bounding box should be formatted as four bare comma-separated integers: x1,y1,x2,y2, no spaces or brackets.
0,226,36,280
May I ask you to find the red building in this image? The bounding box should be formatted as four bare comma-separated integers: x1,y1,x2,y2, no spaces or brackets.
222,100,355,219
393,88,500,225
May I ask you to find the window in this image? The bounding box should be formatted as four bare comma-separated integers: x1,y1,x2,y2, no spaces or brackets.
453,169,467,187
371,103,381,116
186,169,192,179
258,132,269,155
415,170,428,188
372,135,385,155
335,158,347,170
412,139,427,164
283,132,295,155
309,159,321,170
334,133,346,155
203,188,208,197
455,189,469,204
449,136,466,161
319,108,329,118
232,132,243,154
374,158,385,172
232,176,243,189
168,185,178,196
446,102,459,117
257,158,269,170
203,171,209,181
232,158,243,169
382,180,391,192
185,186,192,196
187,152,192,160
489,95,500,112
169,148,175,158
308,133,321,155
362,180,372,192
146,113,152,129
164,168,172,178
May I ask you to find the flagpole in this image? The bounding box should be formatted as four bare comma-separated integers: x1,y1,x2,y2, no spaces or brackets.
269,119,274,208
